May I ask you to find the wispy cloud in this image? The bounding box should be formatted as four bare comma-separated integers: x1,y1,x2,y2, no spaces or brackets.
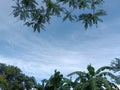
0,0,120,81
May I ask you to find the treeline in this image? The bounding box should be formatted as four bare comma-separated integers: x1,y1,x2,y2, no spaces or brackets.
0,58,120,90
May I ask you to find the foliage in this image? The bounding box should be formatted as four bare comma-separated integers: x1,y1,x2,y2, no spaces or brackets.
12,0,106,32
111,58,120,72
0,63,119,90
111,58,120,84
68,64,119,90
44,70,63,89
0,63,37,90
36,65,119,90
0,74,8,90
38,70,73,90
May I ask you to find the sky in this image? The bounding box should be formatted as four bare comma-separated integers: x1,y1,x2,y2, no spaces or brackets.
0,0,120,81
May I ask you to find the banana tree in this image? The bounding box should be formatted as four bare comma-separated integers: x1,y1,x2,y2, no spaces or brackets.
68,65,119,90
39,70,73,90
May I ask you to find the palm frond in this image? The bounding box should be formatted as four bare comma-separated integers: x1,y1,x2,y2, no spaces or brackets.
96,66,113,75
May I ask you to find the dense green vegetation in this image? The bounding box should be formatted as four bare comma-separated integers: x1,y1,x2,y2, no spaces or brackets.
0,63,36,90
12,0,106,32
0,59,120,90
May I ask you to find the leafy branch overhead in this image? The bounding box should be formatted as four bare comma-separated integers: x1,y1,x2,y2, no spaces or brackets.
12,0,106,32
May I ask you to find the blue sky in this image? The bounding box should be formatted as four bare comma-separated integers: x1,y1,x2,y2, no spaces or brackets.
0,0,120,81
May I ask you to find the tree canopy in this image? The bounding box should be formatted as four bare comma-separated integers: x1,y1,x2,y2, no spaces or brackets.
12,0,106,32
0,63,37,90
